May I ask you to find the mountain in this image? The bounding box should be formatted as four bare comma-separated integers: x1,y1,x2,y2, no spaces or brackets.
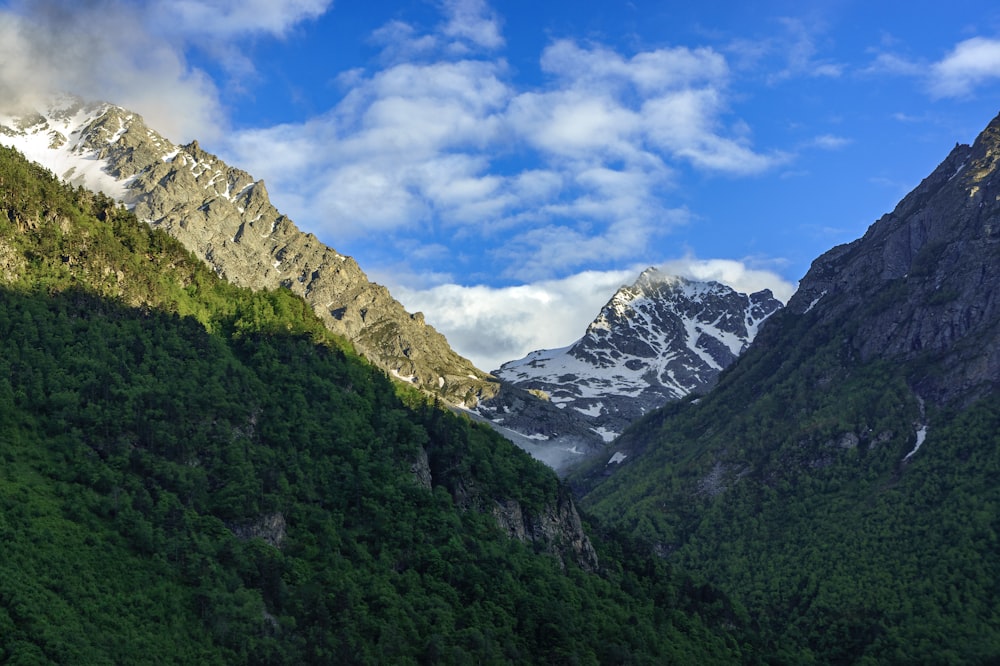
475,268,781,472
0,144,748,663
0,96,497,407
572,112,1000,662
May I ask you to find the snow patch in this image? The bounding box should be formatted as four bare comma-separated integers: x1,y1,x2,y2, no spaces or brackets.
903,426,928,460
391,369,417,383
574,403,603,417
608,451,627,464
0,100,174,206
804,290,828,314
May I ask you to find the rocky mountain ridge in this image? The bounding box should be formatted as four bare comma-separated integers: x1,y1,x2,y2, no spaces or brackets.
0,97,497,406
784,114,1000,405
476,267,782,472
567,110,1000,663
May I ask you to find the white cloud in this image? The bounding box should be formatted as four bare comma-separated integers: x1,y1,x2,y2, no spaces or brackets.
0,0,223,141
868,36,1000,100
539,39,729,93
507,89,641,159
149,0,331,39
219,16,782,285
391,257,796,373
928,37,1000,98
440,0,504,50
771,17,844,82
392,269,641,372
656,256,796,302
0,0,334,142
864,52,924,77
807,134,851,150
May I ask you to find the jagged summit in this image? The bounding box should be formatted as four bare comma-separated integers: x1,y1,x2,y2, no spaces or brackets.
0,96,497,405
476,267,782,471
498,267,781,414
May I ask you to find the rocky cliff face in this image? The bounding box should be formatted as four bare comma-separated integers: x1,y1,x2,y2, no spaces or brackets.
0,98,497,406
477,268,782,471
492,489,599,571
786,114,1000,405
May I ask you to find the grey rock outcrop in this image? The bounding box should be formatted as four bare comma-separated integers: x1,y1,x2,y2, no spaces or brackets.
492,490,599,571
786,113,1000,405
226,512,287,548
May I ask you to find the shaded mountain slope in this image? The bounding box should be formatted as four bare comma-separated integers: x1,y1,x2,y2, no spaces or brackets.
0,145,748,663
572,112,1000,663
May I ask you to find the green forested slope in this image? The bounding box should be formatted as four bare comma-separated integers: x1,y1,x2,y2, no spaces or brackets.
0,145,746,663
575,302,1000,664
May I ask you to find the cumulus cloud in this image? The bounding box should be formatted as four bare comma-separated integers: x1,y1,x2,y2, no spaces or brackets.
392,257,796,373
223,8,783,284
867,36,1000,100
149,0,331,40
656,256,796,302
0,0,332,141
393,269,641,373
928,37,1000,98
440,0,504,51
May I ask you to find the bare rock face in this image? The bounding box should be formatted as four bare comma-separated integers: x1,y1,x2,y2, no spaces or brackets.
492,491,599,571
0,100,497,406
786,114,1000,405
128,137,497,406
227,512,288,549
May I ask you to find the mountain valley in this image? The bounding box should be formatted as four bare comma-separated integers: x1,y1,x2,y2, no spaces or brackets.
0,143,746,663
2,89,1000,663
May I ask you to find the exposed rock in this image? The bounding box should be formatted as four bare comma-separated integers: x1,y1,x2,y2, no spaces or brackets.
785,114,1000,405
0,99,498,406
492,490,599,571
227,512,287,548
410,446,433,491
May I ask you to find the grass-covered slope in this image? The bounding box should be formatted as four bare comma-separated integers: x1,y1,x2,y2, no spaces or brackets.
0,145,746,664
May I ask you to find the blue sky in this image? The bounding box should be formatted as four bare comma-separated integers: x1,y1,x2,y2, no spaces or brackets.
3,0,1000,371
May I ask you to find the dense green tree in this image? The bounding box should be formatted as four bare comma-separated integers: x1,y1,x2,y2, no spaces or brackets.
0,144,746,663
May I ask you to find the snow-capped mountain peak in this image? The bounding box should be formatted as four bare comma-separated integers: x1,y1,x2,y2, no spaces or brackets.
490,268,783,449
0,96,165,203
